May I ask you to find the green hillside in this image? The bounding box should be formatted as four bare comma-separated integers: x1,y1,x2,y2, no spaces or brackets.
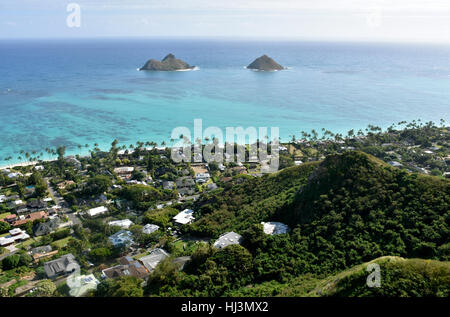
145,152,450,296
228,256,450,297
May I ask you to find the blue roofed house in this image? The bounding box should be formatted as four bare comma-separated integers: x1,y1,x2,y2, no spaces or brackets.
108,230,134,247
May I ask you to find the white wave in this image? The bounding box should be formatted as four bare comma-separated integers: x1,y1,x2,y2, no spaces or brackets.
175,66,200,72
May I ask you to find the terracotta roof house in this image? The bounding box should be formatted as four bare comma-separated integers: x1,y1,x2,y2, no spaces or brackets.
13,211,48,227
102,256,149,280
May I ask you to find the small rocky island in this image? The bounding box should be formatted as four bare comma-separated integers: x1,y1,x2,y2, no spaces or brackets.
139,53,195,71
247,55,285,71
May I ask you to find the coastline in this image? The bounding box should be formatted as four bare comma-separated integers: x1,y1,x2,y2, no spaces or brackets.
0,159,55,171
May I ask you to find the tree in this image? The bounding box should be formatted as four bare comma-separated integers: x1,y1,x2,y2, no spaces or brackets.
145,258,181,295
0,221,11,234
34,280,57,297
2,254,21,270
95,276,144,297
83,175,112,195
89,247,112,262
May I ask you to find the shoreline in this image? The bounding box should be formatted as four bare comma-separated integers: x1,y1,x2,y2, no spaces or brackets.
0,159,55,171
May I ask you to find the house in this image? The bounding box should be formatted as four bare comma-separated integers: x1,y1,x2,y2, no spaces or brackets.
102,256,149,280
172,256,192,270
108,219,133,229
30,245,58,262
231,166,247,175
33,218,60,236
176,177,196,196
0,236,15,247
162,181,175,190
220,177,233,183
16,207,30,215
114,167,134,174
0,194,6,203
139,249,169,272
95,194,108,204
8,199,25,209
195,173,211,182
34,165,44,171
65,156,81,169
294,160,303,166
0,228,30,246
12,211,48,227
44,253,79,279
2,214,17,224
206,183,218,191
57,180,75,190
261,222,290,235
27,199,47,209
86,206,108,217
68,274,100,297
213,231,243,249
7,172,23,179
388,161,403,168
30,245,53,255
142,224,160,235
108,230,134,247
172,209,195,225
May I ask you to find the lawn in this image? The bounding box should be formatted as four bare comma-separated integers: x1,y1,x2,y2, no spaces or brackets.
0,212,11,219
51,236,72,249
170,240,200,257
17,236,43,249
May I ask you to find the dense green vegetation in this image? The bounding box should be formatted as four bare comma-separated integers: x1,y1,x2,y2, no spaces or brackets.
1,121,448,298
308,256,450,297
141,151,449,297
189,162,318,237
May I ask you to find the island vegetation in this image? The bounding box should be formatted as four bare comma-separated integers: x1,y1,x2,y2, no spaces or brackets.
0,119,448,297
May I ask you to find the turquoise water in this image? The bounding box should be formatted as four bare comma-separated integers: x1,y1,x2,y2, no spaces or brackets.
1,39,450,165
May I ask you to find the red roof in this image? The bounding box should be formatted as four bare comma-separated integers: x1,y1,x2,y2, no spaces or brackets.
13,211,48,227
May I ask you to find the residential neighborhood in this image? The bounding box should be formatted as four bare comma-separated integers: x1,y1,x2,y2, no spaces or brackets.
0,121,449,297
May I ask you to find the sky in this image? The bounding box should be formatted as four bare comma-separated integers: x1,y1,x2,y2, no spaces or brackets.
1,0,450,43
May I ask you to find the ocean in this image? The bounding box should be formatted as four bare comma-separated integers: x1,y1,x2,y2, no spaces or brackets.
1,38,450,165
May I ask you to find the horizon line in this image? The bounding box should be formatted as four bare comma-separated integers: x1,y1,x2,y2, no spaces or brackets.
1,35,450,46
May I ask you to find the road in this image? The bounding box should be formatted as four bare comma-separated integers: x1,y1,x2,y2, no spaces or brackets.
44,178,81,226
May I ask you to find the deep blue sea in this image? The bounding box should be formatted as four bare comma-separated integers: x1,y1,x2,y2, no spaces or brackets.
1,39,450,165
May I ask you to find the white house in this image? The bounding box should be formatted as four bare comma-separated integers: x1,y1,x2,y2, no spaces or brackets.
109,219,133,229
143,224,160,234
86,206,108,217
261,222,290,235
114,167,134,174
172,209,195,225
8,172,23,179
213,231,242,249
139,249,169,272
68,274,100,297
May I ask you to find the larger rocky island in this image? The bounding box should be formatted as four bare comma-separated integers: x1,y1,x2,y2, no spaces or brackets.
247,55,285,71
139,53,195,71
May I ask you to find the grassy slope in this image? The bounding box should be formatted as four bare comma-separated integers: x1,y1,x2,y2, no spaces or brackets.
228,256,450,297
307,256,450,297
